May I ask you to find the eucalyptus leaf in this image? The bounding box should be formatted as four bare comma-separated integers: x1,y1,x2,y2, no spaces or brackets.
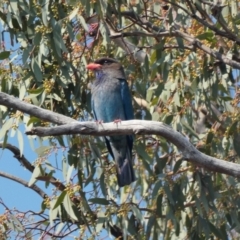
0,51,10,60
53,191,67,210
89,198,109,205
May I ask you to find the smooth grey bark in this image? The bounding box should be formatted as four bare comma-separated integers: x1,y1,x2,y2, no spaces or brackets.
1,92,240,179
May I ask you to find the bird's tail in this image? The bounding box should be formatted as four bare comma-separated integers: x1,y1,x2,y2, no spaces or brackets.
116,147,136,187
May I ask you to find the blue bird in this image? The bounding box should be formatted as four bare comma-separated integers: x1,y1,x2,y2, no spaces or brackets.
87,57,136,187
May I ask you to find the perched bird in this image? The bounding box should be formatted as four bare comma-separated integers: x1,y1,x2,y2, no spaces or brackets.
86,57,136,187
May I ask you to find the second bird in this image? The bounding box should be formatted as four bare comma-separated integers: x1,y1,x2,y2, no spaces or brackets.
86,57,136,187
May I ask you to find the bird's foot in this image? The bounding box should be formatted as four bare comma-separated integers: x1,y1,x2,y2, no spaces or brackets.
114,119,122,124
95,120,104,125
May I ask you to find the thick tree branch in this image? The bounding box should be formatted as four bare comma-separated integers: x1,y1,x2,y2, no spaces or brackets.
0,92,239,179
0,171,46,198
0,92,77,125
25,120,240,179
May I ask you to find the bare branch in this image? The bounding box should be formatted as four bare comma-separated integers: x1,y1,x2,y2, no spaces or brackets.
0,92,77,125
0,92,239,180
110,29,240,69
105,19,147,62
0,143,66,192
163,0,240,45
0,171,46,198
0,143,35,172
25,120,240,179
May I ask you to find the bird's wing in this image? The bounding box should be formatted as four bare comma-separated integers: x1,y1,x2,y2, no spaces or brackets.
120,79,134,151
92,96,115,158
120,79,134,120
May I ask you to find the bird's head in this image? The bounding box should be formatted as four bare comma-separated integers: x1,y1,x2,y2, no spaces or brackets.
86,57,126,80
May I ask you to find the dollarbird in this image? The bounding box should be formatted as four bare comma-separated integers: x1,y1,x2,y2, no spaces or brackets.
86,57,136,187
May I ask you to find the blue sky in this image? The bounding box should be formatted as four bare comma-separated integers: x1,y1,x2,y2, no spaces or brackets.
0,134,43,212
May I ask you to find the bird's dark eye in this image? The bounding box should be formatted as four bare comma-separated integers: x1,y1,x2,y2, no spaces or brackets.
104,60,109,64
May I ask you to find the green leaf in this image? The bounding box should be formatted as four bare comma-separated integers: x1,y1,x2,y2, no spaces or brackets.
156,193,163,217
55,222,65,235
146,216,156,238
172,182,184,208
62,157,68,181
89,198,109,205
100,172,107,197
89,140,102,159
233,132,240,156
69,7,79,21
173,159,182,173
35,146,51,157
28,165,41,186
176,37,184,51
66,164,74,183
41,199,48,211
0,118,13,140
31,58,42,82
27,87,44,94
53,191,67,210
152,112,160,121
206,131,214,144
154,154,168,175
2,130,8,149
78,169,83,189
9,214,24,232
228,121,238,135
17,130,23,157
173,91,180,107
163,183,174,205
0,51,10,60
164,114,174,125
208,221,224,239
53,28,68,54
41,0,49,26
196,31,214,41
127,214,138,235
131,205,143,222
231,0,237,17
220,96,232,101
135,143,153,174
27,116,41,126
152,179,162,199
63,194,78,221
182,120,199,139
49,198,60,225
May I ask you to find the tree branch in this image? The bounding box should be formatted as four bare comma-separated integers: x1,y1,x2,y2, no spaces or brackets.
0,143,35,172
0,92,77,125
0,143,66,192
163,0,240,45
0,92,239,179
0,171,47,198
25,120,240,179
110,30,240,69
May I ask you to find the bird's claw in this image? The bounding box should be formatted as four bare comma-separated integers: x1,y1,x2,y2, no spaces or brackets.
114,119,122,124
95,120,104,125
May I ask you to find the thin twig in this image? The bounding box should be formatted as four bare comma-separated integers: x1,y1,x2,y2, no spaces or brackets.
0,171,47,198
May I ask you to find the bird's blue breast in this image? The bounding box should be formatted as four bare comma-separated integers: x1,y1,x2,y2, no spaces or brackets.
92,78,126,123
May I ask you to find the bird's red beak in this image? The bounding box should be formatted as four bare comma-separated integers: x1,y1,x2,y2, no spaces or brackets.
86,63,101,71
